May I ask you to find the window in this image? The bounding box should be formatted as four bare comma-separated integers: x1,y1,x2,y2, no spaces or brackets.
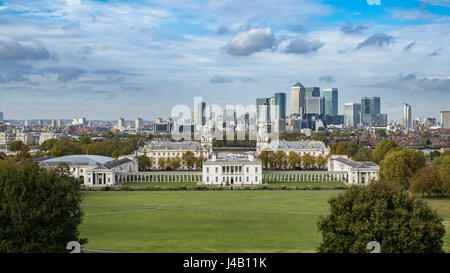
207,177,209,182
255,176,258,181
216,177,218,182
246,177,249,182
246,167,249,172
206,167,209,173
215,167,218,173
255,167,258,172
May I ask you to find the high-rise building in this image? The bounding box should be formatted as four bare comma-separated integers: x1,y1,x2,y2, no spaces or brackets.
273,92,286,119
51,120,56,128
441,111,450,129
322,88,338,116
361,97,380,115
0,112,3,122
135,118,143,131
118,118,125,131
57,119,63,127
24,120,29,127
256,98,271,121
305,87,320,98
344,103,361,128
290,82,305,116
403,103,412,130
194,101,206,126
305,96,324,116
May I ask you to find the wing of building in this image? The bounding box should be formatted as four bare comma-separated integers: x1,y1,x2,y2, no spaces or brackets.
327,155,379,185
36,154,137,187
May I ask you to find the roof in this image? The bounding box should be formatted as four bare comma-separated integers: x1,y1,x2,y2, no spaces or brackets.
293,82,304,88
94,158,132,169
204,154,261,165
259,140,328,151
38,155,114,166
334,157,379,169
142,141,203,151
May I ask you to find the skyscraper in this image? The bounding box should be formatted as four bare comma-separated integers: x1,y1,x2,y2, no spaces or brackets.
403,103,412,130
441,111,450,129
194,101,206,126
135,118,143,131
305,87,320,98
344,103,361,128
305,96,324,116
361,97,380,115
118,118,125,131
256,98,270,121
0,112,3,122
273,92,286,119
322,88,338,116
290,82,305,116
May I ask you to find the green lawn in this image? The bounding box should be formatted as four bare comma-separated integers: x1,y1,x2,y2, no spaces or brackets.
79,191,450,253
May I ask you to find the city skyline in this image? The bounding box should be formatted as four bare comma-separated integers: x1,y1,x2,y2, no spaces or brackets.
0,0,449,120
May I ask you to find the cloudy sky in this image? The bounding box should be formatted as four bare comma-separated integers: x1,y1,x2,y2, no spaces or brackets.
0,0,449,121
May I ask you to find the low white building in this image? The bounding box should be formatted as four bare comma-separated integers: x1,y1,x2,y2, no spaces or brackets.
257,138,330,157
36,155,137,187
202,153,262,185
327,155,379,185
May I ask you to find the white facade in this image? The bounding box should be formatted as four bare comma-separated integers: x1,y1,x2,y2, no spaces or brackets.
202,153,262,185
328,155,379,185
139,140,211,169
257,132,330,157
441,111,450,129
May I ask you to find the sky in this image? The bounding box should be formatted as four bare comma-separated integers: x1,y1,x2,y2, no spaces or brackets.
0,0,449,121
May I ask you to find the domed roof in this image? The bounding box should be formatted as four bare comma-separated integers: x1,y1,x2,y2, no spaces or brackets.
41,155,114,165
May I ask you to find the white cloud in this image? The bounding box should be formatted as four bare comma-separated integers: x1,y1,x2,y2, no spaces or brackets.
225,28,276,56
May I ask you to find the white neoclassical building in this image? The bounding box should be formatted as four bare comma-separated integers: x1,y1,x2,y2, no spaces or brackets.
36,155,137,187
138,140,212,169
327,155,379,185
202,153,262,185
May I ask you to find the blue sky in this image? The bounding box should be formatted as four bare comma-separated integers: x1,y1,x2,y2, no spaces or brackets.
0,0,449,121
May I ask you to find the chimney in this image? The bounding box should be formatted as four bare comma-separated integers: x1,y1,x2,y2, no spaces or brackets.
248,153,255,161
212,154,217,161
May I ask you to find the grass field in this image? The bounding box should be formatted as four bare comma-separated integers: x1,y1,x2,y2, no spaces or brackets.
79,191,450,253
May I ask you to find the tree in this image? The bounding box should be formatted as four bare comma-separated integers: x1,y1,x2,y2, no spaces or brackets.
111,149,121,159
138,155,152,171
181,151,196,170
0,159,86,252
9,141,25,152
353,147,372,162
167,156,181,170
195,155,204,169
334,144,349,156
258,151,273,169
274,151,286,169
316,154,327,170
40,138,58,151
302,153,315,170
287,152,300,169
372,140,397,164
317,180,445,253
410,167,444,197
50,139,83,157
379,148,426,188
79,135,91,145
158,157,167,170
15,145,32,162
432,154,450,195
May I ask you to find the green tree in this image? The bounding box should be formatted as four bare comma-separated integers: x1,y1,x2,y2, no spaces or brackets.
432,154,450,195
302,153,315,170
410,167,444,197
167,156,181,170
274,151,286,169
287,152,300,169
137,155,152,171
158,157,167,170
15,145,32,162
258,151,273,169
50,139,83,157
79,135,91,145
334,143,349,156
0,159,86,252
317,180,445,253
379,148,426,188
40,138,58,151
316,154,328,170
181,151,196,170
372,140,398,164
353,147,372,162
111,149,121,159
9,141,25,152
195,155,204,169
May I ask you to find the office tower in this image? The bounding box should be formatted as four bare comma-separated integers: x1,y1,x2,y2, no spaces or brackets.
344,103,361,128
290,82,305,116
441,111,450,129
403,103,412,130
0,112,3,122
361,97,380,115
273,93,286,119
194,101,206,126
135,118,143,131
37,120,43,127
305,87,320,98
51,120,56,128
118,118,125,131
24,120,29,127
322,88,338,116
57,119,63,127
256,98,270,121
305,96,324,116
72,117,87,126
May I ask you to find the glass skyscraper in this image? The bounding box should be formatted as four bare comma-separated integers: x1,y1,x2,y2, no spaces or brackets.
322,88,338,116
361,97,380,115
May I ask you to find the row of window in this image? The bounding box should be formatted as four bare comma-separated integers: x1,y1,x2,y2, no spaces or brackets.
205,176,259,183
205,166,259,173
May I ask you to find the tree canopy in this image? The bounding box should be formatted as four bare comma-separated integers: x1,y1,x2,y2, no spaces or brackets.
0,159,86,253
372,140,398,164
317,180,445,253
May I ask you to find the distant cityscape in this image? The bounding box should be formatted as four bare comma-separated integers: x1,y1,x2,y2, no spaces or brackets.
0,81,449,152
